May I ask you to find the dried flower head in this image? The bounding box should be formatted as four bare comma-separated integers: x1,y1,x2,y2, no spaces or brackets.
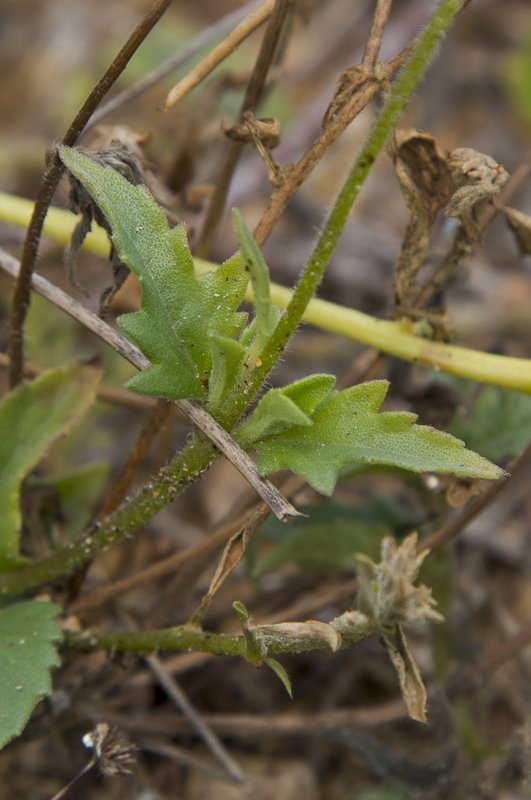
82,722,137,778
355,533,443,629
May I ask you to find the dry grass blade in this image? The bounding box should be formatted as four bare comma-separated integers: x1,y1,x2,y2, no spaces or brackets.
164,0,277,110
188,504,271,627
144,653,244,783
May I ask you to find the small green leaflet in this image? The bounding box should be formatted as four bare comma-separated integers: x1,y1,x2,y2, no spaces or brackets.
58,146,248,403
239,377,504,495
0,365,101,570
0,601,62,749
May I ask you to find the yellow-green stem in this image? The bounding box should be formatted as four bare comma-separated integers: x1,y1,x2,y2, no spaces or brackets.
2,191,531,394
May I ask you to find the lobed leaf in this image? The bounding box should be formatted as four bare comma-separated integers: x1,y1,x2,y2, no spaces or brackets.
0,365,101,570
58,147,248,403
0,600,62,749
243,377,504,495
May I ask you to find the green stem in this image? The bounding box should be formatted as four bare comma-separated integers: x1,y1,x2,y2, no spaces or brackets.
248,0,466,392
0,433,216,601
66,625,246,656
65,623,368,656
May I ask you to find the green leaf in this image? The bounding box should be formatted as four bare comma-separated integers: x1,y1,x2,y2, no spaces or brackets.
447,387,531,462
0,365,101,570
58,147,248,402
231,208,279,350
264,657,293,698
250,378,504,495
236,374,336,448
0,600,62,749
207,333,246,411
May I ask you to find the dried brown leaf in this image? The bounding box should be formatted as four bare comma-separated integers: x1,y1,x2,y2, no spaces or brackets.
445,148,509,218
502,206,531,255
393,158,432,306
189,526,253,627
392,131,453,308
382,625,428,723
393,130,453,215
254,621,341,654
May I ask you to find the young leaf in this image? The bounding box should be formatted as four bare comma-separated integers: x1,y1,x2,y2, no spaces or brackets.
0,365,101,570
231,208,280,350
263,657,293,698
0,600,62,749
58,147,248,402
247,378,504,495
237,375,336,448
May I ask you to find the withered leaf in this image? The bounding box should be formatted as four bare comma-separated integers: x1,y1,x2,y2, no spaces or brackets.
393,130,453,216
254,620,341,654
382,625,428,724
445,148,509,218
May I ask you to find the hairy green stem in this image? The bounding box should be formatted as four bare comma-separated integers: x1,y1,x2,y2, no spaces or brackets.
65,623,367,656
248,0,466,392
0,434,216,601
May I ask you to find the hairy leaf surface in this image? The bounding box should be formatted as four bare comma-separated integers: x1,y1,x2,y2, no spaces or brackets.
245,378,503,495
0,365,100,570
0,601,61,749
59,147,248,402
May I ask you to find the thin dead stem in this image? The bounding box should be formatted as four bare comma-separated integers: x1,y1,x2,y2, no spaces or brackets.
362,0,394,69
144,653,244,782
420,439,531,554
252,46,411,247
7,0,174,388
69,474,304,614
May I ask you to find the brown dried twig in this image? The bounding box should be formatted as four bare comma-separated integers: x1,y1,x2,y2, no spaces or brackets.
197,0,294,255
252,46,411,247
362,0,394,69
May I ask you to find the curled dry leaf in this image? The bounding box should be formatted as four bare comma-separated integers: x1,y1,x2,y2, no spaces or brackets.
392,131,453,307
445,148,509,218
501,206,531,255
393,130,453,215
322,63,387,127
253,620,341,655
381,625,428,724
